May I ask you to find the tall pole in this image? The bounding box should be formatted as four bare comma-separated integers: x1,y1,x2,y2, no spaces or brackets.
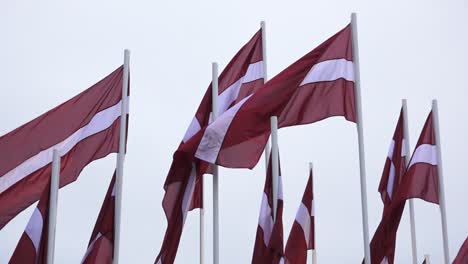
212,62,220,264
114,49,130,264
309,162,317,264
432,100,450,264
270,116,279,221
261,21,271,169
200,176,205,264
47,149,60,264
350,13,371,264
402,99,419,264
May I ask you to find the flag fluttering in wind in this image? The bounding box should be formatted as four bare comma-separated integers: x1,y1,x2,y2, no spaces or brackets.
284,166,315,264
9,182,51,264
193,24,356,169
0,67,128,229
369,109,407,264
155,29,264,264
252,153,284,264
81,172,116,264
453,237,468,264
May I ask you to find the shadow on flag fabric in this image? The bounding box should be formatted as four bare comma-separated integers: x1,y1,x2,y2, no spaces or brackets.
368,109,407,264
0,66,129,230
193,23,356,169
81,172,116,264
9,181,51,264
252,153,284,264
155,29,264,264
453,237,468,264
284,168,314,264
368,111,440,264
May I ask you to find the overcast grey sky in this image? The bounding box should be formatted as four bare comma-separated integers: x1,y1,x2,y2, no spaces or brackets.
1,0,468,263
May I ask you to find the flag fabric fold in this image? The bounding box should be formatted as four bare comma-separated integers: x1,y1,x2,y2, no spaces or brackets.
194,24,356,169
252,153,284,264
81,172,116,264
155,29,264,264
453,237,468,264
9,182,51,264
0,66,128,229
284,168,314,264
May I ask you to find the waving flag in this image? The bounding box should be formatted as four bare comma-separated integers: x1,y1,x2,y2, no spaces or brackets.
0,66,128,229
9,182,51,264
453,237,468,264
194,24,356,169
252,153,284,264
284,166,315,264
81,172,116,264
156,28,264,264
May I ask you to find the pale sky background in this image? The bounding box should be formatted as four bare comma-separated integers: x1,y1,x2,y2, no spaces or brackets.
1,1,468,263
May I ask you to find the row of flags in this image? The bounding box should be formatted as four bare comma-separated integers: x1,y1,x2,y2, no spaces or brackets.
0,14,467,264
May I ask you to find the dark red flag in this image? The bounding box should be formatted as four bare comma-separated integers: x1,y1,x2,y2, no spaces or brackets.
453,237,468,264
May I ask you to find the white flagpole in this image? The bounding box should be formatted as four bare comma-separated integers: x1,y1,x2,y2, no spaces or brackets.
432,100,450,264
114,49,130,264
350,13,371,264
424,254,431,264
270,116,279,221
402,99,419,264
309,162,317,264
212,62,220,264
261,21,271,169
47,149,60,264
200,175,205,264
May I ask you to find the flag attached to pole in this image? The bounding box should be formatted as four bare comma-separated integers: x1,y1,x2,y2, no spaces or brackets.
194,24,356,169
81,172,116,264
155,28,264,264
252,153,284,264
284,166,315,264
9,182,51,264
0,67,129,229
453,237,468,264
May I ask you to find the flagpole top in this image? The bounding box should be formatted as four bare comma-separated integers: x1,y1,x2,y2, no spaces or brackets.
309,162,313,170
212,62,218,69
261,21,266,28
351,13,357,21
432,99,438,108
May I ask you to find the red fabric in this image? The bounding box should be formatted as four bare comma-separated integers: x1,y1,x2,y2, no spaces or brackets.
252,154,284,264
193,24,356,169
155,29,264,264
454,237,468,264
0,67,126,229
284,170,314,264
82,172,115,264
9,182,51,264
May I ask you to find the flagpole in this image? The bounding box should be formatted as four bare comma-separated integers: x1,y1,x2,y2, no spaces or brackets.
351,13,371,264
261,21,271,170
432,100,450,264
402,99,419,264
200,178,205,264
114,49,130,264
309,162,317,264
270,116,279,221
212,62,220,264
424,254,431,264
47,149,60,264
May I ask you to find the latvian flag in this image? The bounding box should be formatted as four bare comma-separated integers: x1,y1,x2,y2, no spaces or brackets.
284,167,314,264
0,66,128,229
369,108,407,264
156,28,264,264
453,237,468,264
252,153,284,264
9,182,51,263
194,23,356,170
81,172,116,264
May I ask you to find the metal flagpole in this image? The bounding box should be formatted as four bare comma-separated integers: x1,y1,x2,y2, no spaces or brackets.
261,21,271,169
270,116,279,221
351,13,371,264
114,49,130,264
200,173,205,264
309,162,317,264
212,62,220,264
432,100,450,264
424,254,431,264
47,149,60,264
402,99,419,264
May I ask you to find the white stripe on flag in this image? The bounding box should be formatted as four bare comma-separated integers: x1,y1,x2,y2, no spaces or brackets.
295,203,312,248
258,192,274,247
300,59,354,86
0,99,129,194
181,163,197,222
81,232,103,263
409,144,438,168
25,208,44,254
